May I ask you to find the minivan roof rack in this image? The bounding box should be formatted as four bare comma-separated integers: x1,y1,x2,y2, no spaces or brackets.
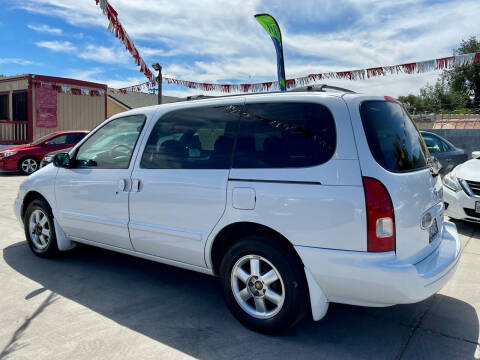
182,84,355,101
291,84,355,93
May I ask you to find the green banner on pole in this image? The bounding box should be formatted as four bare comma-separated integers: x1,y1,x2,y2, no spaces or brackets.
254,14,286,91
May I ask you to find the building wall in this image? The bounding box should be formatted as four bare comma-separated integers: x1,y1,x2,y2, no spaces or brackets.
32,81,106,140
107,97,129,118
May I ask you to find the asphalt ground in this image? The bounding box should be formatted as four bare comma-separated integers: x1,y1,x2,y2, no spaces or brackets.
1,173,479,360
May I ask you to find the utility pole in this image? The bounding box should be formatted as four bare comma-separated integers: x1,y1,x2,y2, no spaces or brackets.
152,63,162,104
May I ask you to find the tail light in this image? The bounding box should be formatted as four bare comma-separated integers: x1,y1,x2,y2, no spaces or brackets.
363,177,395,252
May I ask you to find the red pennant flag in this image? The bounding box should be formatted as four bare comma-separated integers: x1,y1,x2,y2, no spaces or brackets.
242,84,251,92
263,82,272,91
367,67,385,78
436,56,455,70
400,63,416,74
285,79,296,88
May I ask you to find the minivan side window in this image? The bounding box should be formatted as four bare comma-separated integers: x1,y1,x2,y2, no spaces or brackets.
74,115,145,169
233,102,336,168
140,105,238,169
360,101,428,172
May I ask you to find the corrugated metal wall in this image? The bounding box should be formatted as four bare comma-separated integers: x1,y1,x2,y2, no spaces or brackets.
32,84,105,140
107,97,129,118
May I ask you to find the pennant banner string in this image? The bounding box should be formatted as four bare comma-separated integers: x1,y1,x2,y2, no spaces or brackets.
92,0,480,94
113,51,480,94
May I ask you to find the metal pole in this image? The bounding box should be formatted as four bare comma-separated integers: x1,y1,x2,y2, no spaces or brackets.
157,65,162,105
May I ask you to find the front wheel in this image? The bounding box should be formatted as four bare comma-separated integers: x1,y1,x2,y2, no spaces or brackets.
220,236,307,333
24,199,58,257
19,157,39,175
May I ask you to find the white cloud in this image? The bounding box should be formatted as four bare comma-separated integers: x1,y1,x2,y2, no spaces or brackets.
64,68,146,89
27,24,62,35
0,57,40,65
36,40,76,52
79,44,130,64
17,0,480,96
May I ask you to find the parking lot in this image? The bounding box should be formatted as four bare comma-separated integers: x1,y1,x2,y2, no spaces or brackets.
0,174,479,360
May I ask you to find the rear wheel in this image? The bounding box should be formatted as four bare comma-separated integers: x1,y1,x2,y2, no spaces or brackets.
23,199,58,257
19,157,39,175
220,236,307,333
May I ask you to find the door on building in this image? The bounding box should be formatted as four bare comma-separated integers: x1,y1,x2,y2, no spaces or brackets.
12,92,27,122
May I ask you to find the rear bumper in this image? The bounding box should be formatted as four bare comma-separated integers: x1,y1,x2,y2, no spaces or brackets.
296,220,460,307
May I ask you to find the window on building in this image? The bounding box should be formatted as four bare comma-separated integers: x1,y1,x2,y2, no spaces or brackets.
12,92,27,121
233,102,337,168
0,94,8,120
141,105,239,169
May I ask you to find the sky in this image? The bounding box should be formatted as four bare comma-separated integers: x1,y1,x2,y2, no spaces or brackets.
0,0,479,98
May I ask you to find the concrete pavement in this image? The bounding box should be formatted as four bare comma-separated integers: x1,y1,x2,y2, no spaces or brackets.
0,174,479,360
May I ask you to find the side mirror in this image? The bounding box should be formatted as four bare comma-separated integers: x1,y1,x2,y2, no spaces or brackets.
53,153,71,168
428,156,442,177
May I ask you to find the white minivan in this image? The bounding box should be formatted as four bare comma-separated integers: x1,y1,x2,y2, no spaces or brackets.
14,89,461,333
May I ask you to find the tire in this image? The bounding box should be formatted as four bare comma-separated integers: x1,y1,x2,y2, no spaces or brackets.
19,157,39,175
220,236,307,333
23,199,59,258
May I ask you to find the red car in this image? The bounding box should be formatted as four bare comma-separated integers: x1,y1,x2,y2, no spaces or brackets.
0,131,88,175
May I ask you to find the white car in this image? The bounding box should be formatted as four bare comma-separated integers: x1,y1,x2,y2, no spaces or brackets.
443,158,480,222
14,89,460,333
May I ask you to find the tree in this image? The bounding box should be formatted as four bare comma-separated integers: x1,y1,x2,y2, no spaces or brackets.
398,94,425,113
420,79,469,113
445,36,480,109
399,36,480,113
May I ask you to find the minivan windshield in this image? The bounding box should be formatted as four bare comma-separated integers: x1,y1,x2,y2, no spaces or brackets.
360,100,428,173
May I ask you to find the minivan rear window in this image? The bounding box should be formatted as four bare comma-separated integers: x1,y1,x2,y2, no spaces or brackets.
360,101,428,173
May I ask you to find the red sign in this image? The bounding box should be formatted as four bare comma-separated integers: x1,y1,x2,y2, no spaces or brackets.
36,84,57,128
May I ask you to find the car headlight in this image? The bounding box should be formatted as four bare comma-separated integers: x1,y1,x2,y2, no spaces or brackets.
1,151,17,158
443,171,462,192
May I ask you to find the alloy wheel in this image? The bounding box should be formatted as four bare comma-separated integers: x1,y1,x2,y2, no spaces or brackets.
230,254,285,319
21,158,38,174
28,209,51,250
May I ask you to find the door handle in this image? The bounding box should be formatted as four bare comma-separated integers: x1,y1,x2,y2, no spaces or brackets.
132,178,141,192
117,179,127,192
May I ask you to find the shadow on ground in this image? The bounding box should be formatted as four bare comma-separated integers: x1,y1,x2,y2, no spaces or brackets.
450,218,479,238
0,172,24,177
3,242,479,360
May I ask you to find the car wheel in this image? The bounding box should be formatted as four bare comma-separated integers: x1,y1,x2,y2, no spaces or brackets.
23,199,58,258
19,157,39,175
220,236,307,333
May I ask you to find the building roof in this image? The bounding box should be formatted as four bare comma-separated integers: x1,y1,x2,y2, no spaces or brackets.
107,89,181,109
0,74,107,89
